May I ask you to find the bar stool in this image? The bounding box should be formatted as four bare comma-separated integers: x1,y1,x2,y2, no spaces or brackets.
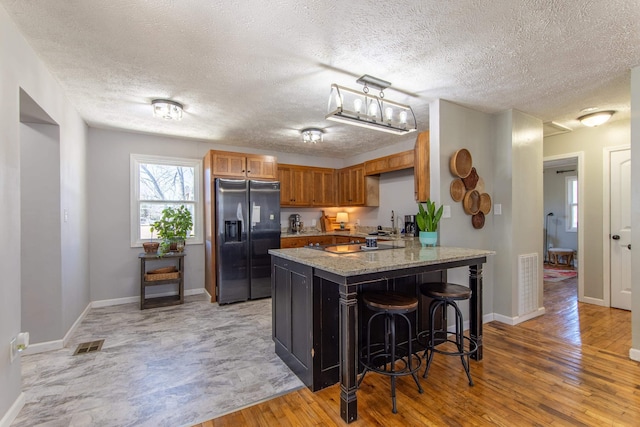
358,291,423,414
418,282,477,386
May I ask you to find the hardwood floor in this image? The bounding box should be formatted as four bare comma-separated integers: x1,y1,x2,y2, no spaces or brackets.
195,275,639,426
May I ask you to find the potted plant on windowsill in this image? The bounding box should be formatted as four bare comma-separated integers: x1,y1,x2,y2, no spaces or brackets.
416,199,443,247
152,205,193,254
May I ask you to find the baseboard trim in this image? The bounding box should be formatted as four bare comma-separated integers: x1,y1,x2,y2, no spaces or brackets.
0,392,24,427
91,288,205,308
630,348,640,361
491,307,545,326
580,296,606,306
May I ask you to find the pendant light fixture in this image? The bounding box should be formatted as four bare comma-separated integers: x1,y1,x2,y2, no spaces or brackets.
326,75,417,135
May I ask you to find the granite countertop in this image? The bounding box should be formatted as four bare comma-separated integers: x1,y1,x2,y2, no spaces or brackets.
269,240,495,277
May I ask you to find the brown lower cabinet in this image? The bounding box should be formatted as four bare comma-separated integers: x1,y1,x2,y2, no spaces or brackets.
281,235,365,248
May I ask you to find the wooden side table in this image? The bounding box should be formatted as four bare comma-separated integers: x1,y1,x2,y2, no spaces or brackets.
548,248,574,267
139,252,185,309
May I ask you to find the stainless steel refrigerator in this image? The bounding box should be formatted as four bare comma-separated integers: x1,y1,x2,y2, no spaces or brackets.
215,178,281,304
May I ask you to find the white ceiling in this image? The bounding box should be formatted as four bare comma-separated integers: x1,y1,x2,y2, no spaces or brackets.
3,1,639,157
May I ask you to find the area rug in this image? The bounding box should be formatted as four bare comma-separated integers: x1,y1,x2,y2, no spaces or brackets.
544,268,577,283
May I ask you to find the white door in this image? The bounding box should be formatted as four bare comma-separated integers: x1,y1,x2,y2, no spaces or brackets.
610,149,631,310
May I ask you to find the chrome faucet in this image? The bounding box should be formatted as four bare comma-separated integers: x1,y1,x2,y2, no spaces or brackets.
391,210,395,234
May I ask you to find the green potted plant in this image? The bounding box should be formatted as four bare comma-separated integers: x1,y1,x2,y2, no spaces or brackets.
416,199,443,246
152,205,193,253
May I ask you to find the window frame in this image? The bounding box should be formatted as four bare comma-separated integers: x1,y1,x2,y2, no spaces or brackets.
565,175,578,233
130,154,203,247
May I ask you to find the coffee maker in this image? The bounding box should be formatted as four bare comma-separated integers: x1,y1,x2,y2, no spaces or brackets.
288,214,302,233
404,215,417,237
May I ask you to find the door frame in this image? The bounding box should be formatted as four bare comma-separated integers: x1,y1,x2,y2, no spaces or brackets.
602,144,631,308
543,152,585,302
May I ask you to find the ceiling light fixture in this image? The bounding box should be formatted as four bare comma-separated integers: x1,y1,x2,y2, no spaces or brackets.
152,99,183,120
577,110,614,127
326,75,417,135
301,128,323,144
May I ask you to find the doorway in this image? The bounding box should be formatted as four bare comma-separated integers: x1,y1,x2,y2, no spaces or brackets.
543,153,585,303
19,89,62,345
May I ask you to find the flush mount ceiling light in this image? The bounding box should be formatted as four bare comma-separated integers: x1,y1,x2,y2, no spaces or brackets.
577,110,614,127
301,128,323,144
326,75,417,135
152,99,183,120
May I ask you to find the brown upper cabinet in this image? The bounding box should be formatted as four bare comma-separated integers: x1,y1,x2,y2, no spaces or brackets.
279,164,335,207
337,164,379,207
414,131,430,202
211,150,277,179
364,150,414,176
279,165,313,206
311,168,336,206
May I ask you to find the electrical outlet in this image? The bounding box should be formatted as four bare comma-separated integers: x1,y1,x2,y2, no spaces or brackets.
494,204,502,215
442,205,451,218
311,219,316,226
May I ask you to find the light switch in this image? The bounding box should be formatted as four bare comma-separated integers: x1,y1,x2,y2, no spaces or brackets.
64,209,69,222
494,204,502,215
442,205,451,218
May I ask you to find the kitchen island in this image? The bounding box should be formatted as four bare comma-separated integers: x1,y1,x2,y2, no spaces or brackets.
269,241,494,423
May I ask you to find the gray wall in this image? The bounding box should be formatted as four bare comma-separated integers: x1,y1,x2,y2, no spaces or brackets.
0,4,90,420
492,109,544,320
544,119,630,301
543,166,578,253
20,123,62,343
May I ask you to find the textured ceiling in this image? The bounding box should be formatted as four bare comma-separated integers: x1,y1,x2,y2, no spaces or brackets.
3,0,639,157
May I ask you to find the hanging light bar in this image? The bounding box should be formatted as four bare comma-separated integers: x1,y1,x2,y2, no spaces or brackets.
325,75,417,135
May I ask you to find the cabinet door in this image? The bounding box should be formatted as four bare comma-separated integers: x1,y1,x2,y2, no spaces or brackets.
213,152,246,177
247,155,277,179
337,168,351,205
414,131,430,202
278,166,293,205
280,237,308,248
349,165,365,205
312,170,335,206
291,167,313,205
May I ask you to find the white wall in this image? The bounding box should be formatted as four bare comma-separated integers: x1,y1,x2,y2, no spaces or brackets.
543,166,578,253
0,4,90,423
544,119,630,300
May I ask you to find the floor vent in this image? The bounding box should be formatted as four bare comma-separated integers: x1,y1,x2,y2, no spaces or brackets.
73,339,104,355
518,253,539,316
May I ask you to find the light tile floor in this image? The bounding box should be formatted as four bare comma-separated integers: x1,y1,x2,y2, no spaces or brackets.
12,294,304,427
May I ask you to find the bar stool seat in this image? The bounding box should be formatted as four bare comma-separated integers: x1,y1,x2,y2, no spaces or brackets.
418,283,477,386
358,291,423,414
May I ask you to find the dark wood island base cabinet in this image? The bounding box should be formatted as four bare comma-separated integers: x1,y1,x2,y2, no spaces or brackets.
270,244,493,424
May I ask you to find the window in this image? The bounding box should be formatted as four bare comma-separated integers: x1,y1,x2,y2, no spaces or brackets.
131,154,202,246
565,175,578,232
